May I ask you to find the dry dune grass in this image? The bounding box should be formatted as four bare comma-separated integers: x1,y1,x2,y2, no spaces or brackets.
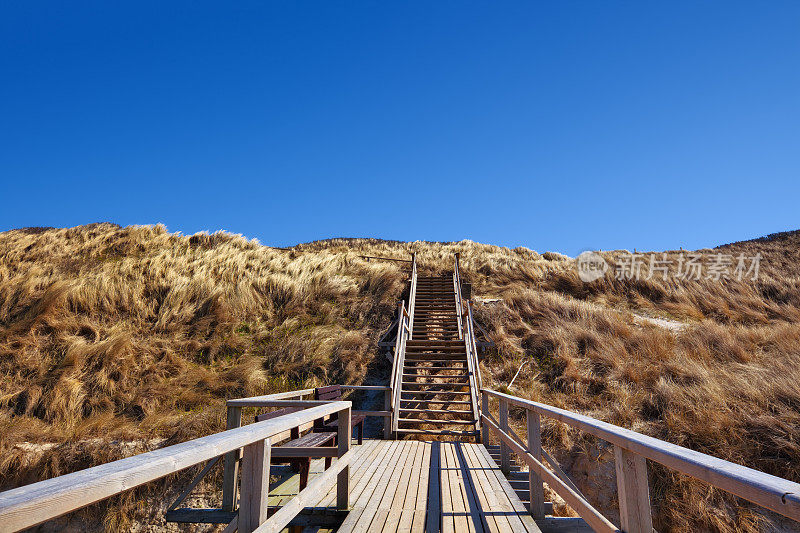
1,224,799,531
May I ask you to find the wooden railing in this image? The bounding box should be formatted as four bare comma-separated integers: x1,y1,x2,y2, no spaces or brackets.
481,388,800,533
221,386,391,513
454,253,481,434
465,300,483,393
389,254,416,436
0,400,354,533
453,253,464,340
408,252,417,339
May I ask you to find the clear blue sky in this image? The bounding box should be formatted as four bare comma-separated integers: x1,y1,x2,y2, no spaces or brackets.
1,2,798,255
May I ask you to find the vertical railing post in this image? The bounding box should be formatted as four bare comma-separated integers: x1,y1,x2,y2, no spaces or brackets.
480,391,489,444
499,397,510,474
526,409,546,519
337,406,352,509
614,445,653,533
221,405,242,511
239,438,271,533
383,388,391,440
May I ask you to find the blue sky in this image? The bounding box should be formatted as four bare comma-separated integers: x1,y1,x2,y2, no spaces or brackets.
1,2,798,255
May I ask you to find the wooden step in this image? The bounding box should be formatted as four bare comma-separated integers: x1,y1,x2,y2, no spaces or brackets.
403,359,467,370
401,382,469,388
399,408,474,415
407,340,463,346
401,391,470,397
398,418,476,425
404,357,467,363
402,373,469,378
403,378,469,382
405,344,465,349
396,428,479,437
405,354,467,360
399,399,472,406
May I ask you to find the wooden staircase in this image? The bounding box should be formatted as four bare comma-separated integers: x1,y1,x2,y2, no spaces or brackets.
396,270,480,440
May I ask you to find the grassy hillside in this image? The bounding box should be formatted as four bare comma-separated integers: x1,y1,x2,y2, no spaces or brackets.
1,224,799,532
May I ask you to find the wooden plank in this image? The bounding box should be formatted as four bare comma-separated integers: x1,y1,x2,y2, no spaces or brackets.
414,441,432,512
361,441,411,513
315,442,378,510
499,399,510,474
271,446,338,458
404,441,424,511
478,442,531,533
397,508,416,532
338,507,366,532
614,445,653,533
381,508,404,532
327,440,391,508
240,439,271,532
412,509,427,532
338,407,352,510
384,440,416,511
460,443,506,533
222,405,242,511
342,441,389,505
526,411,546,520
450,443,485,533
390,441,418,511
472,444,536,533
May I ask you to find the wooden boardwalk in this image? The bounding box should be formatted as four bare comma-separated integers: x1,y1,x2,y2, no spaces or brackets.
273,439,542,532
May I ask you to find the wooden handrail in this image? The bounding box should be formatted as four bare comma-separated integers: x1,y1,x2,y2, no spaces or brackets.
466,301,483,391
389,254,416,436
408,252,417,339
482,414,620,533
0,401,352,533
481,388,800,528
453,253,481,435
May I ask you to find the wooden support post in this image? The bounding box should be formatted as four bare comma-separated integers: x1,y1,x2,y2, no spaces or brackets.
499,398,510,474
526,410,546,519
239,438,271,533
614,445,653,533
383,388,391,440
221,405,242,511
337,406,352,509
480,391,489,444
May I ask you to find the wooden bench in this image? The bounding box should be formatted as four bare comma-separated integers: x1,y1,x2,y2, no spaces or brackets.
254,408,336,490
313,385,365,445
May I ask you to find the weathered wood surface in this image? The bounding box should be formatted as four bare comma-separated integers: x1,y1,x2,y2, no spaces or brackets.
0,401,351,532
306,439,541,533
482,388,800,523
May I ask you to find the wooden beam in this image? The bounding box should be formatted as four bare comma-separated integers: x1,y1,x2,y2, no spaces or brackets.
222,406,242,512
614,445,653,533
527,410,546,519
239,439,271,532
337,407,352,510
499,397,510,474
270,447,338,458
383,389,392,440
480,392,489,445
